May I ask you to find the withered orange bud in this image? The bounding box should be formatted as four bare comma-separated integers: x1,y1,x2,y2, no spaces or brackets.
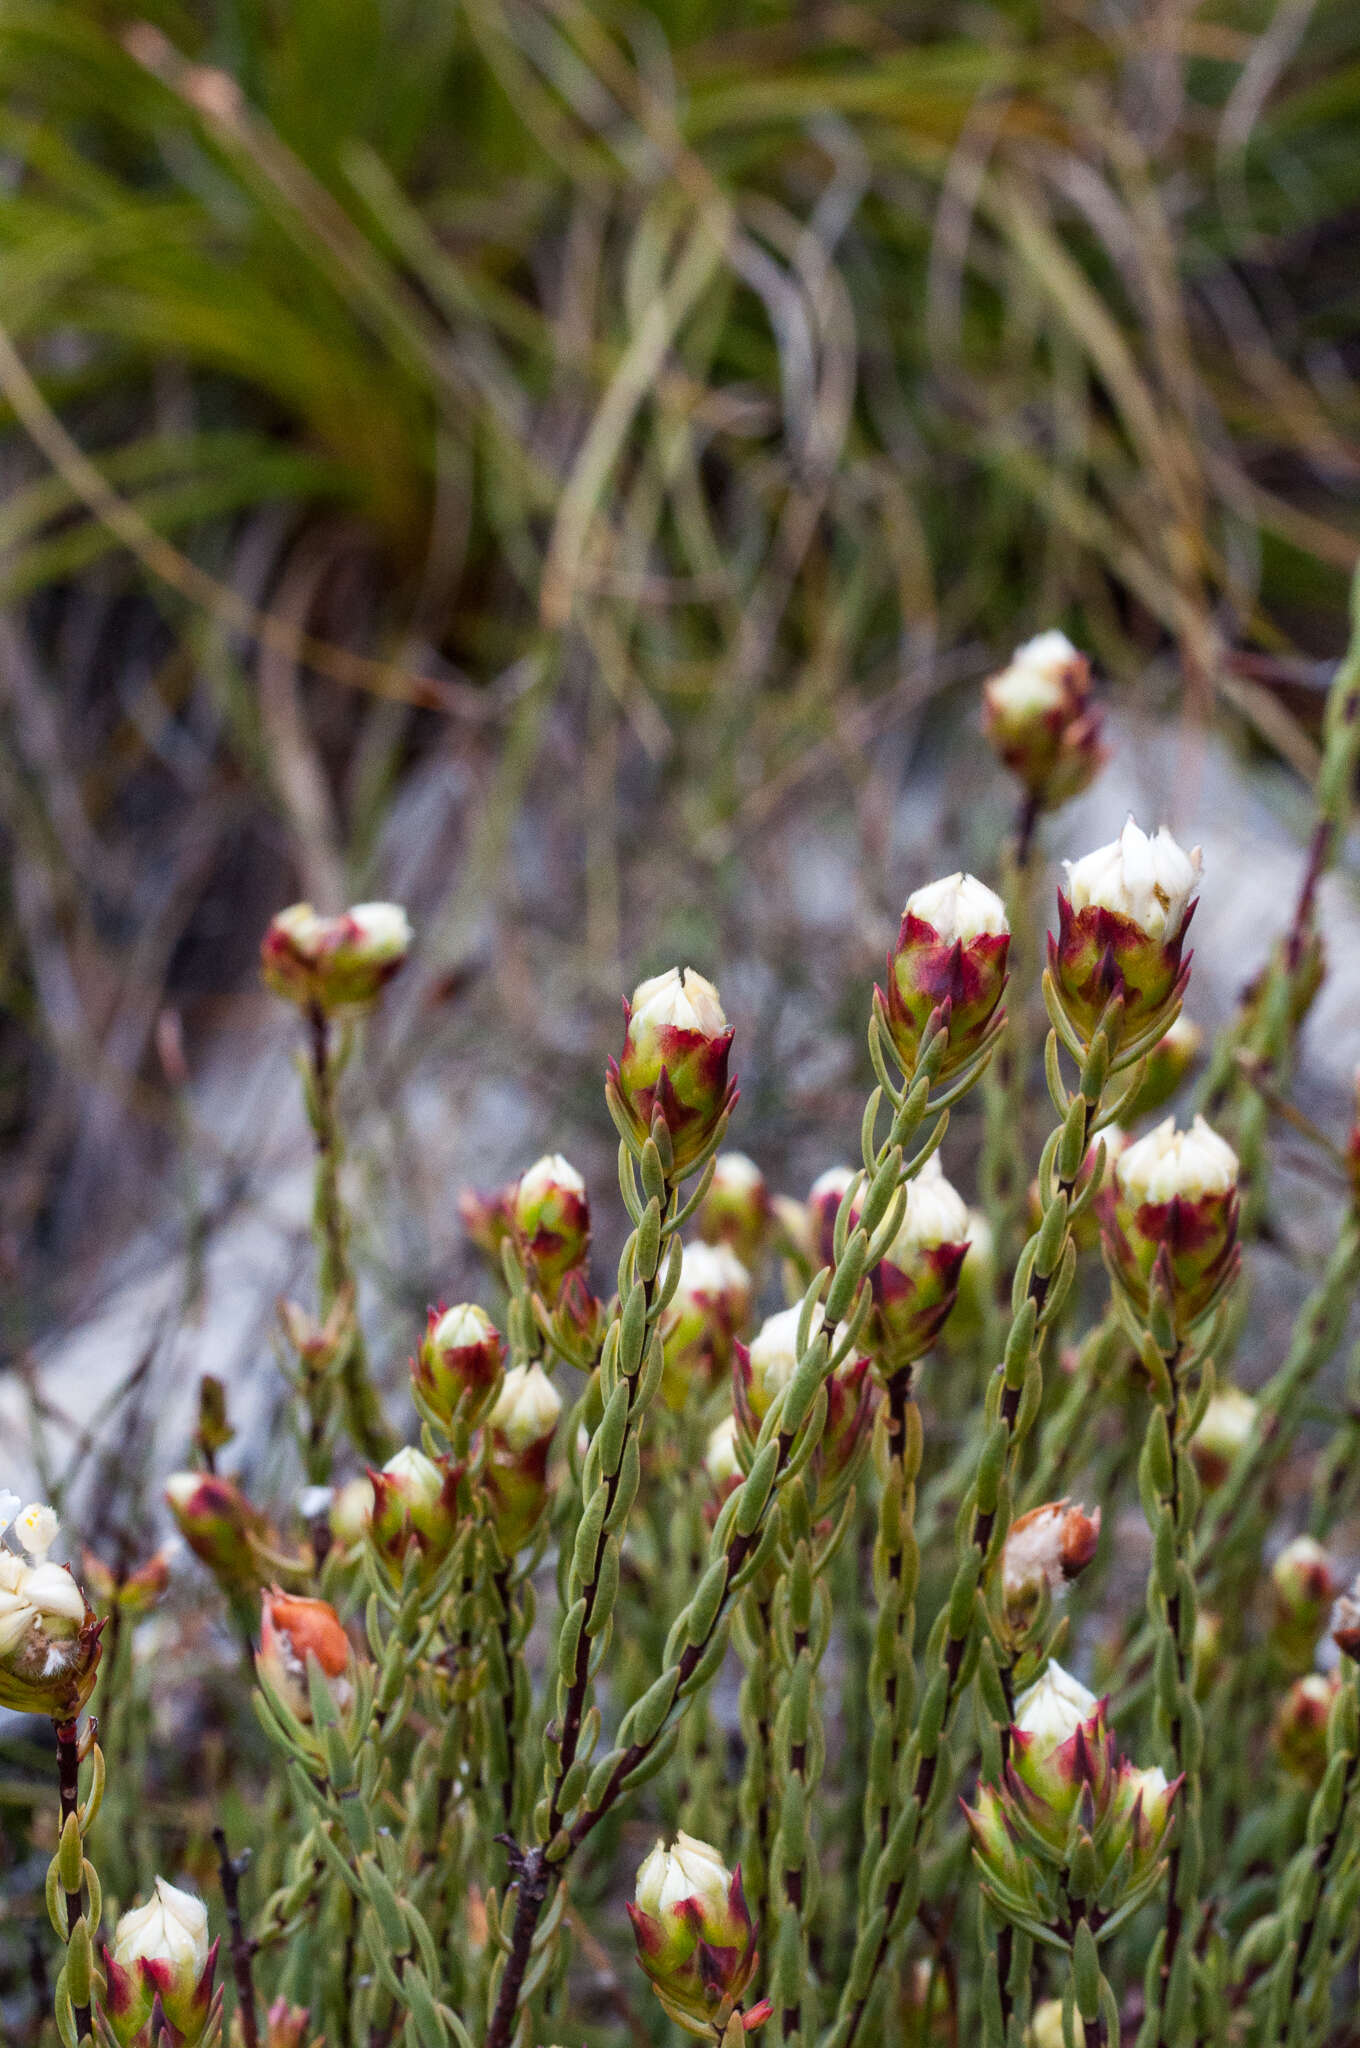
256,1588,352,1723
1000,1499,1101,1641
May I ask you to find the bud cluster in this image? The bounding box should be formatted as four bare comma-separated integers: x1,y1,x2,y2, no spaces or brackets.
1050,818,1200,1048
628,1834,767,2035
260,901,412,1014
982,630,1107,812
965,1663,1178,1944
662,1240,754,1409
1099,1113,1240,1333
608,967,737,1174
880,873,1009,1086
101,1878,219,2048
734,1303,873,1518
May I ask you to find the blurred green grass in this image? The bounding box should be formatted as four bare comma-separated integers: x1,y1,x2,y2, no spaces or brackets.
0,0,1357,1289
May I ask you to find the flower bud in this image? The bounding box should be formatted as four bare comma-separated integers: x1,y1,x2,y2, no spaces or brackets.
1190,1385,1257,1490
866,1156,971,1371
368,1447,462,1576
1005,1662,1113,1852
328,1475,375,1549
102,1878,217,2047
696,1153,772,1267
982,631,1106,811
1107,1760,1178,1883
1125,1015,1203,1120
1271,1537,1336,1663
81,1547,172,1619
1099,1114,1240,1332
610,968,737,1175
704,1414,743,1500
260,901,411,1014
1000,1500,1101,1641
263,2002,313,2048
0,1497,102,1717
807,1166,858,1272
457,1180,518,1266
413,1303,505,1428
256,1589,352,1724
484,1364,562,1555
1273,1672,1340,1784
1051,818,1200,1042
513,1154,591,1301
1331,1576,1360,1661
734,1304,873,1516
165,1473,268,1595
627,1834,759,2029
880,874,1009,1084
662,1241,753,1408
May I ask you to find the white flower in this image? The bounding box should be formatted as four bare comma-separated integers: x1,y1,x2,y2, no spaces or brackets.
809,1165,857,1205
489,1364,562,1452
1013,1660,1099,1753
381,1446,445,1504
270,902,326,956
745,1302,862,1419
988,631,1083,716
704,1414,742,1488
346,902,412,962
518,1153,585,1203
886,1154,970,1257
14,1504,59,1561
112,1877,210,1981
1063,817,1201,941
429,1302,499,1351
628,966,727,1039
1194,1386,1258,1461
635,1832,731,1921
710,1152,764,1195
1116,1115,1238,1206
905,873,1008,944
746,1303,821,1411
675,1241,751,1308
0,1502,83,1657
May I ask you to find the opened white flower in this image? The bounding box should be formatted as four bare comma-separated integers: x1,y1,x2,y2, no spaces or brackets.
629,967,727,1040
1064,818,1201,942
1013,1661,1100,1753
0,1505,84,1657
635,1832,731,1921
14,1504,59,1561
489,1363,563,1452
112,1877,210,1980
1116,1115,1238,1206
905,873,1008,944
